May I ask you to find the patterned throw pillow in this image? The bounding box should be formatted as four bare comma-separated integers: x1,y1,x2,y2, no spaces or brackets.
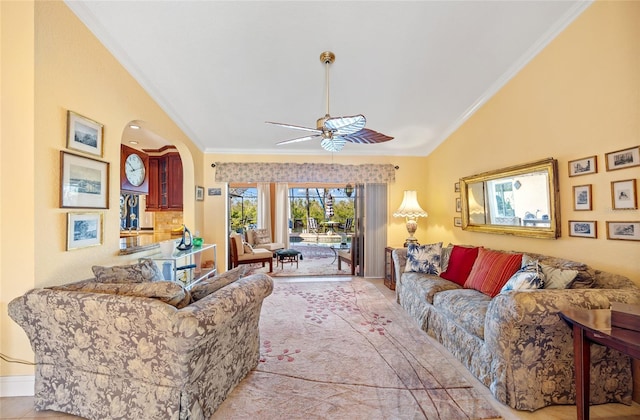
464,248,522,297
243,242,255,254
191,266,248,301
440,245,480,286
542,264,578,289
501,260,545,292
92,258,163,283
404,242,443,275
253,228,272,245
440,244,454,273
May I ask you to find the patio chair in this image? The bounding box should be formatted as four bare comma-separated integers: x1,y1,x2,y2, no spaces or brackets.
229,233,272,272
337,244,356,275
307,217,320,234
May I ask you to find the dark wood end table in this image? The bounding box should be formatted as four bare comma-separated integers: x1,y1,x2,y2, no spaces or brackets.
560,306,640,420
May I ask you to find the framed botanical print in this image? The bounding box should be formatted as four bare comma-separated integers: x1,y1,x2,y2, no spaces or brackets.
606,221,640,241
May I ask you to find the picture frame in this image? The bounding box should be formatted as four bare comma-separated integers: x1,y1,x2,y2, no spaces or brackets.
606,221,640,241
611,179,637,210
67,212,103,250
605,146,640,171
455,197,461,212
66,111,104,157
568,221,597,238
568,156,597,177
572,184,592,211
195,185,205,201
453,217,462,227
454,182,460,193
60,151,109,209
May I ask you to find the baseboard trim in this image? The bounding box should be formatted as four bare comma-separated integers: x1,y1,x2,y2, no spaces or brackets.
0,375,34,397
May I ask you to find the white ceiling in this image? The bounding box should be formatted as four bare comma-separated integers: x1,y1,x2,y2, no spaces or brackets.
66,1,590,157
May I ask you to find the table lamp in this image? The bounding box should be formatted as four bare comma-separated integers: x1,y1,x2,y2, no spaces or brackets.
393,190,428,247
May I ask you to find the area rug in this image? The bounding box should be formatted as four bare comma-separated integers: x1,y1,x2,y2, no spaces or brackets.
246,243,352,277
213,278,501,419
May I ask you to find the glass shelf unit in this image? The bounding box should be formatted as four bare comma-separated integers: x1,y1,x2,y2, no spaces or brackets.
143,243,217,289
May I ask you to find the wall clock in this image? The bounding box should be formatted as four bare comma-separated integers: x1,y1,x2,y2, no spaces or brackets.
121,144,149,194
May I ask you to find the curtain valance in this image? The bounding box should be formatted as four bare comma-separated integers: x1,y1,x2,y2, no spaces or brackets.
214,162,396,183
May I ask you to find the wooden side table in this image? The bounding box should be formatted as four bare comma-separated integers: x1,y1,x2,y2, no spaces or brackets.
384,247,396,290
560,306,640,420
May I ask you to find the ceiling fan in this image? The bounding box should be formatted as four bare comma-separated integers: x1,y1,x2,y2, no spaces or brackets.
266,51,394,152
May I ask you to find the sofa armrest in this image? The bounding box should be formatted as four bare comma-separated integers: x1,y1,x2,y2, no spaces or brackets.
392,248,408,302
485,288,640,409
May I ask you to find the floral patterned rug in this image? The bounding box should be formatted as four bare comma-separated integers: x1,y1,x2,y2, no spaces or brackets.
213,278,502,419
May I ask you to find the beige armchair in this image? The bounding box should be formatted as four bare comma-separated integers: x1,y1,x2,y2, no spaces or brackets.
245,228,284,253
230,233,273,272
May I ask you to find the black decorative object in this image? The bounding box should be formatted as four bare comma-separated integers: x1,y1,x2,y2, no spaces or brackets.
177,225,193,251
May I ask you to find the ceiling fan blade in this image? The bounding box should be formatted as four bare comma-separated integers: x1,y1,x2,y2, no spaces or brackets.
320,136,347,152
342,128,394,144
276,134,322,146
324,114,366,136
266,121,322,135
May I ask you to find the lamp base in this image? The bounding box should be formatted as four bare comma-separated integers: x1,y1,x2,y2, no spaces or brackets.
403,238,419,247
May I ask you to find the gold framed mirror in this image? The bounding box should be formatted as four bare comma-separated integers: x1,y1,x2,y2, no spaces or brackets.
460,158,560,239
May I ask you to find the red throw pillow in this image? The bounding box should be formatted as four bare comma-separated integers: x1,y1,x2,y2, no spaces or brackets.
464,248,523,297
439,246,479,286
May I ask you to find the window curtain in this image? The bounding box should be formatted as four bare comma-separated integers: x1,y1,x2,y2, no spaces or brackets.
274,183,290,249
363,183,388,278
257,182,271,232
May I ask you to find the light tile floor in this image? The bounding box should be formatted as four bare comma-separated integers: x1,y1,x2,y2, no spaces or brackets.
2,277,639,420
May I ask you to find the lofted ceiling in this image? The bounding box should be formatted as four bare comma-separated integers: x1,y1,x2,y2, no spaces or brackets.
66,1,591,157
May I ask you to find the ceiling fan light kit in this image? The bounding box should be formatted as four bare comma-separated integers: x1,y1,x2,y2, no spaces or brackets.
267,51,393,152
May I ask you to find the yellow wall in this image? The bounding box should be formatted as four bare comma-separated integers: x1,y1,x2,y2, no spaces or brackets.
1,1,204,377
423,1,640,284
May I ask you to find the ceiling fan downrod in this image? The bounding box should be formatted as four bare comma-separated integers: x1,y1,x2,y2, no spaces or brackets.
320,51,335,121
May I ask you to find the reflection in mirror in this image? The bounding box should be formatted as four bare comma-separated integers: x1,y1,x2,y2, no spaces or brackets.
460,158,560,239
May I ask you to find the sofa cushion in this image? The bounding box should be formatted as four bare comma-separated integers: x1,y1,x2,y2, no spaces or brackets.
439,245,479,286
92,258,163,283
252,228,272,245
191,265,248,301
402,271,462,305
464,248,522,297
51,280,191,308
501,260,546,292
404,242,443,274
432,289,491,339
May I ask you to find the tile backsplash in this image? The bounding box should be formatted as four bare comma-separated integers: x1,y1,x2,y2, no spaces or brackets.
154,211,184,233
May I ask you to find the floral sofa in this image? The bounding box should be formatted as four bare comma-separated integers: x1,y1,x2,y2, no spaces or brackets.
392,244,640,411
8,261,273,420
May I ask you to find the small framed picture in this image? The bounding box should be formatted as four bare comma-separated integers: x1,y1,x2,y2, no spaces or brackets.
195,185,205,201
67,212,103,250
60,151,109,209
454,182,460,193
568,156,597,177
66,111,104,157
606,221,640,241
453,217,462,227
455,197,461,212
568,221,597,238
573,184,592,211
605,146,640,171
611,179,637,210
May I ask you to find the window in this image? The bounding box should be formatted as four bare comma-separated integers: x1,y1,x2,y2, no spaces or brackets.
229,187,257,233
289,186,354,233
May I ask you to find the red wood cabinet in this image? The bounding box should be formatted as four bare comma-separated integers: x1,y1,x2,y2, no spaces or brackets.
145,152,183,211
